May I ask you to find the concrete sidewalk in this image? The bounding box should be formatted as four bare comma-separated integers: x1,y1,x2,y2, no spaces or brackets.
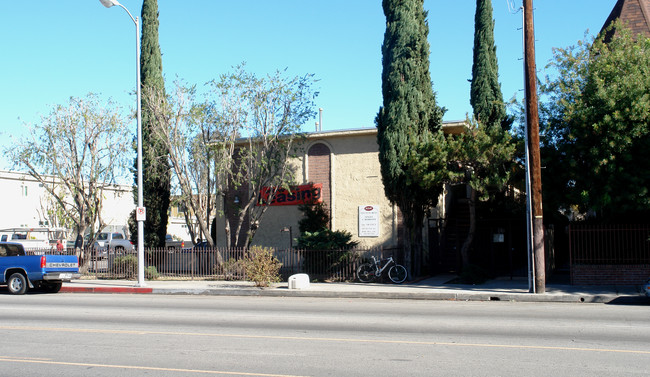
60,275,649,304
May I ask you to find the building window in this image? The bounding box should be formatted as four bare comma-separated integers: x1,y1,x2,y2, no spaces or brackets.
21,185,28,197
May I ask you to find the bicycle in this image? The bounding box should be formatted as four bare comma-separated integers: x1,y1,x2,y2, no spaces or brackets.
356,255,407,284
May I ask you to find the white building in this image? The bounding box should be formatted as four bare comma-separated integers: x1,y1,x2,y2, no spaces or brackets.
0,170,134,237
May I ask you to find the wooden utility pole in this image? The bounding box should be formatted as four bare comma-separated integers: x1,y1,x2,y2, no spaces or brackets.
523,0,545,293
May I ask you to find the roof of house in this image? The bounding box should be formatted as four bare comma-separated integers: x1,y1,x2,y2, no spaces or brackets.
600,0,650,41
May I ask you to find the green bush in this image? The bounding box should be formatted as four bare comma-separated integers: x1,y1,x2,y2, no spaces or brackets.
242,246,282,287
111,254,137,278
111,254,158,280
145,265,159,280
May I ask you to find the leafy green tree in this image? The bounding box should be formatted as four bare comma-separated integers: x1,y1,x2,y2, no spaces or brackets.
409,120,515,268
376,0,445,276
139,0,170,248
470,0,507,130
539,23,650,220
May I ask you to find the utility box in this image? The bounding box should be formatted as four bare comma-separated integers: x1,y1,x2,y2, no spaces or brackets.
288,273,310,290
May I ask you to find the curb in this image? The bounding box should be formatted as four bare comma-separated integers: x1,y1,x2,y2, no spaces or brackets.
61,286,153,294
60,285,647,304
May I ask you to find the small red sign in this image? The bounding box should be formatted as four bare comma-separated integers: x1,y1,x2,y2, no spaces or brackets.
258,183,323,206
364,206,374,211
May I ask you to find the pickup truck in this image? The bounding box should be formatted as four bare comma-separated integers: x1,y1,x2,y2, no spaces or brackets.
0,242,80,295
93,232,135,253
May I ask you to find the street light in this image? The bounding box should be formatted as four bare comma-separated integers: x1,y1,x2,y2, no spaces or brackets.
100,0,145,287
281,227,293,250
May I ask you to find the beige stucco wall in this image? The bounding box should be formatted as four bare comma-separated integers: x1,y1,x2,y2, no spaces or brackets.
322,131,398,248
241,129,399,249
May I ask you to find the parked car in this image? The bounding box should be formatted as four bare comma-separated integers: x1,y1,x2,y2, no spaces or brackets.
165,234,185,250
0,242,80,294
645,278,650,298
93,232,134,253
192,241,212,250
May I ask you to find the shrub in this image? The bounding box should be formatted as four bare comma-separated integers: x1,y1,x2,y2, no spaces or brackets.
111,254,137,279
111,254,158,280
218,258,245,280
242,246,282,287
145,265,159,280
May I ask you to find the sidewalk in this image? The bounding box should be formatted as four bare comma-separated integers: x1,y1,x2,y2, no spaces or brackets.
61,275,649,304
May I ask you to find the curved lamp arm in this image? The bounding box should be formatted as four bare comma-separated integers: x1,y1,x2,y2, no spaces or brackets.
99,0,136,25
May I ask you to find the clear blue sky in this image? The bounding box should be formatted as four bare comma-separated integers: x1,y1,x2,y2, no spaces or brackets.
0,1,616,170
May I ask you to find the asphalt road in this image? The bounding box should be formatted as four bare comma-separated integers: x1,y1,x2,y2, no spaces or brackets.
1,293,649,376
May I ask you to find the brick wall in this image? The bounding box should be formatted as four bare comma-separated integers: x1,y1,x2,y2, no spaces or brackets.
571,264,650,285
602,0,650,40
307,143,331,212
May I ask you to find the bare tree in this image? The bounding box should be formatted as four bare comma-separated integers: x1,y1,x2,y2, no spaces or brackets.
144,64,318,249
210,66,317,248
142,81,233,249
6,94,131,260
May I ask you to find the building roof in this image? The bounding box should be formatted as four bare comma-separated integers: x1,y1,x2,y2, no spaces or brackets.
228,121,470,146
600,0,650,41
304,121,469,140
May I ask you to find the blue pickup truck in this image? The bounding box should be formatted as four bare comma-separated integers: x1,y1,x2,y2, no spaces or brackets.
0,242,80,295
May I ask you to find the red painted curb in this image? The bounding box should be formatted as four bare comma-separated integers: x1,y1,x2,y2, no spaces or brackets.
61,287,153,294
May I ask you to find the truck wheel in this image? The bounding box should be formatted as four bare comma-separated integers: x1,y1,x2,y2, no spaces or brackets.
42,281,62,293
7,273,28,295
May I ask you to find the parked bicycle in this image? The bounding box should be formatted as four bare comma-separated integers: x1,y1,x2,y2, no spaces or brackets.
357,255,407,284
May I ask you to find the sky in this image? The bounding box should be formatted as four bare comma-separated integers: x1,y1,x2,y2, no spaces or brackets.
0,1,617,171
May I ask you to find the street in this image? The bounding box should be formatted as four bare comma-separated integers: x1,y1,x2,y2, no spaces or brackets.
1,293,648,376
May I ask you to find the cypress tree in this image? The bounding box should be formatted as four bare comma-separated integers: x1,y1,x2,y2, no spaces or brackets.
376,0,444,276
139,0,170,248
470,0,506,129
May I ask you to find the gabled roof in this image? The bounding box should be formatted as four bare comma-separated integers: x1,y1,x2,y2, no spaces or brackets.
600,0,650,41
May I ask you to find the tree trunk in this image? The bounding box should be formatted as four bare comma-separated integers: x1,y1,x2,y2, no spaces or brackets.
460,187,477,269
400,201,426,279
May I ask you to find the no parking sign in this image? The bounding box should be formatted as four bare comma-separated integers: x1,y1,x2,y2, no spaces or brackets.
136,207,146,221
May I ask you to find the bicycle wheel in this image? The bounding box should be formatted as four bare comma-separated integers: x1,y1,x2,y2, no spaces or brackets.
388,264,407,284
357,263,376,283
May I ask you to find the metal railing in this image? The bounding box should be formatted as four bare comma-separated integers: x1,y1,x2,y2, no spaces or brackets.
66,246,389,281
569,224,650,265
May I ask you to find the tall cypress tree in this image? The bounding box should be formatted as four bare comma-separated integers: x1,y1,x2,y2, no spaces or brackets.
139,0,170,248
376,0,444,276
470,0,506,129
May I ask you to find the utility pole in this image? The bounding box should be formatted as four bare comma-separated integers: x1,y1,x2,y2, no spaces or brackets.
523,0,545,293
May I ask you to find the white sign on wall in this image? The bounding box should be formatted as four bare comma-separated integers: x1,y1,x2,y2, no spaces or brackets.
358,205,380,237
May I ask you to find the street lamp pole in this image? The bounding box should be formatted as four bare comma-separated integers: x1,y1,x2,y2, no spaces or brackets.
100,0,145,286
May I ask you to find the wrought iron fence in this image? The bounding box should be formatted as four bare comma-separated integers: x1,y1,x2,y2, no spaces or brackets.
569,224,650,264
71,246,389,281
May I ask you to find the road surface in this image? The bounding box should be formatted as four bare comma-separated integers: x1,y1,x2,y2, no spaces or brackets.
1,293,648,376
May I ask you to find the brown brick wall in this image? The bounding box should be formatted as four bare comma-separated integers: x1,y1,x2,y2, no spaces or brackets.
571,264,650,285
307,143,331,212
602,0,650,40
620,0,650,37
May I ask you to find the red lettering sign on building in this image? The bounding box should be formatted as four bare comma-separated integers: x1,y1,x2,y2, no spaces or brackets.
258,183,322,206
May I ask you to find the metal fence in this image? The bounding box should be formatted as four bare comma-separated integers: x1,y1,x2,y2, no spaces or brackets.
569,224,650,264
58,246,390,282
